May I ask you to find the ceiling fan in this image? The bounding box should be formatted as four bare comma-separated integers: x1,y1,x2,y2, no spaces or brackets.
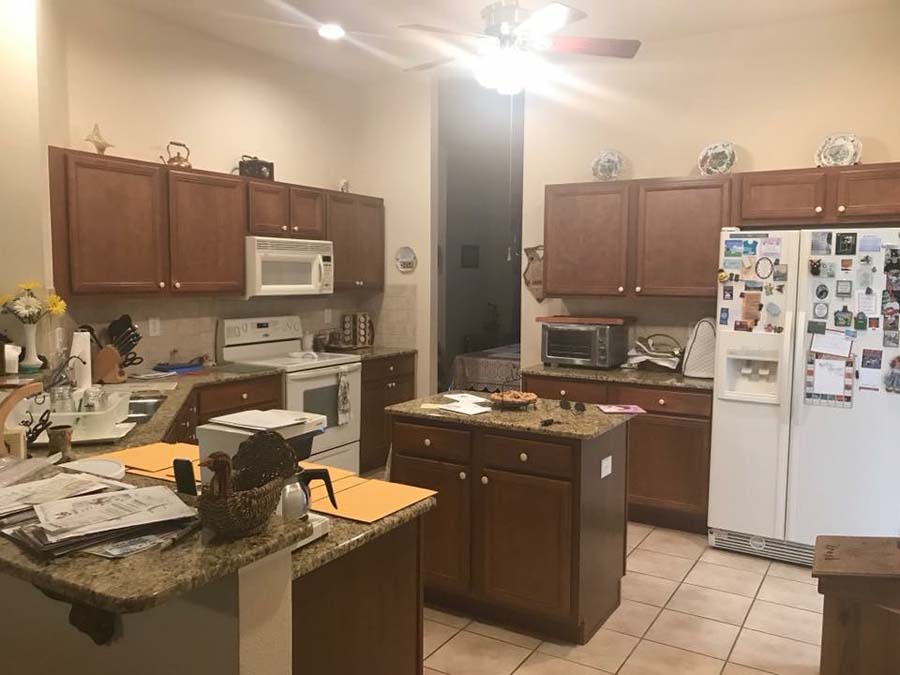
400,0,642,79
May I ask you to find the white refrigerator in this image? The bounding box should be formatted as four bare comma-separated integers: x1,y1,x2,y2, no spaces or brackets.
708,227,900,565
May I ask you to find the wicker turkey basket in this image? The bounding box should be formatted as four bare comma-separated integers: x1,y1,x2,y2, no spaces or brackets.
197,478,283,540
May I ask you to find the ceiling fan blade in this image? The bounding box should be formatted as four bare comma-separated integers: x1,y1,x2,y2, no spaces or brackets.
399,24,489,40
549,37,642,58
403,57,457,72
515,2,586,36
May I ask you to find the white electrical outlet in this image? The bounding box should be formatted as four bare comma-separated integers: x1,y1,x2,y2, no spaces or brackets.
324,308,332,325
148,317,161,337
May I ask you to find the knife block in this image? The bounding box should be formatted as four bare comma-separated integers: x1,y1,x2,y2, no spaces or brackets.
93,346,126,384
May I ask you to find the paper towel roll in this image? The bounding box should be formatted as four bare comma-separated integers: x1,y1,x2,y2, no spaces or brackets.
70,331,93,390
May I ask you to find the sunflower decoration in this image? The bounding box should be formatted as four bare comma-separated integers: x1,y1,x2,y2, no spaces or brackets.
1,283,67,324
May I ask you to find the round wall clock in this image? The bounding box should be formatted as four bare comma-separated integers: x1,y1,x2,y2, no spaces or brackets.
394,246,418,273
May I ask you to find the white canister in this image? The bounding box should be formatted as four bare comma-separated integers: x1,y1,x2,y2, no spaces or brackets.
3,344,22,375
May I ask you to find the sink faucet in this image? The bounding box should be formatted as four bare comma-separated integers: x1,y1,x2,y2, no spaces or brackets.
45,354,86,390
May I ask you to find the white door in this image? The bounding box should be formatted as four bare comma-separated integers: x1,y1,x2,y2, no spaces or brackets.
786,228,900,545
286,364,361,459
708,230,800,539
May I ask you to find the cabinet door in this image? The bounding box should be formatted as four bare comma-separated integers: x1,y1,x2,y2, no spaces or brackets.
523,376,608,404
289,187,326,239
169,171,247,293
627,414,710,528
65,155,168,294
357,196,385,290
634,178,730,297
544,183,630,296
739,170,828,222
248,181,290,236
391,454,471,594
835,167,900,220
478,469,572,616
326,193,360,290
360,378,387,473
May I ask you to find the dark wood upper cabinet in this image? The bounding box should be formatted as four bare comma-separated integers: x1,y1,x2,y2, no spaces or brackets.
737,170,829,223
327,193,358,290
356,196,386,290
327,193,385,291
63,154,168,294
391,454,471,594
248,181,290,236
835,166,900,220
544,183,630,296
168,171,247,294
634,177,730,297
478,468,572,617
289,187,327,239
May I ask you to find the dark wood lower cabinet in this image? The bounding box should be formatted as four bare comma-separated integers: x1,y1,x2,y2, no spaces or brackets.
360,354,416,473
292,519,424,675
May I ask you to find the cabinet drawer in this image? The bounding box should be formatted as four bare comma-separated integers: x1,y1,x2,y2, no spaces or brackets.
384,374,415,406
609,385,711,418
392,421,471,463
483,434,574,480
198,375,283,417
524,376,608,404
363,354,415,382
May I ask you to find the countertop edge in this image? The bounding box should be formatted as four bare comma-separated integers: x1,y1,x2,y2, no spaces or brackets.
520,364,715,392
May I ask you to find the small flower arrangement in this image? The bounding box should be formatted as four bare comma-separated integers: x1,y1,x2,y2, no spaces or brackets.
0,281,66,324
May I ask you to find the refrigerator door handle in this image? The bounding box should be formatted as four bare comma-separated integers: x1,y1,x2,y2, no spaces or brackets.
779,309,796,420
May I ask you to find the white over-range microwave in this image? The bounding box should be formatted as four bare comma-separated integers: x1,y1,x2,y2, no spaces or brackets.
245,236,334,299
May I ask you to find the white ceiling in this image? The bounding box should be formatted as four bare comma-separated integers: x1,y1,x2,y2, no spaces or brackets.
111,0,892,81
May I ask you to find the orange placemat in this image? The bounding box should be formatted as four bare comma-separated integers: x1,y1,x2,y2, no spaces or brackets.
97,442,199,473
311,479,435,523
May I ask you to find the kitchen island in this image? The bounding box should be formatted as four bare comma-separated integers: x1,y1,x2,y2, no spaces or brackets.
387,393,631,644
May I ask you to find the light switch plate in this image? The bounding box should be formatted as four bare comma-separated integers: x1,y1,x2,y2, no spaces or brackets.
601,456,612,479
324,308,332,325
148,318,161,337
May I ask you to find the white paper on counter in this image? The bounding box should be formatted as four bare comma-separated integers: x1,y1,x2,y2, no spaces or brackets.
444,393,490,404
437,401,492,416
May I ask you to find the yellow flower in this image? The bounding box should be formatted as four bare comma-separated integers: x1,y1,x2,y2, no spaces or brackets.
47,293,67,316
0,294,11,307
17,280,42,291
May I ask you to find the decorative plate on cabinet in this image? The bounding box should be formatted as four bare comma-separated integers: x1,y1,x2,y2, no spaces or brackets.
815,133,862,167
698,142,736,175
591,149,624,181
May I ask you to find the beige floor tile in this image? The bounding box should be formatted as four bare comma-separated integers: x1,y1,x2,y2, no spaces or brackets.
638,528,708,560
699,548,771,575
538,628,638,672
425,606,471,629
666,583,753,626
684,562,764,598
730,628,820,675
745,600,823,645
722,665,772,674
757,576,823,613
767,561,816,585
619,640,724,675
425,619,461,658
644,609,740,659
515,652,613,674
621,572,679,607
602,599,661,637
627,549,695,582
466,621,541,650
628,522,653,552
426,631,531,675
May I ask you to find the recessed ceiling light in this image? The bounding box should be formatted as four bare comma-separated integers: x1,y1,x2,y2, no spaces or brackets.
318,23,345,41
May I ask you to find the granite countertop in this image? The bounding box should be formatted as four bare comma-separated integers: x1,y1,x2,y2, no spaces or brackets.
520,363,714,391
328,346,417,362
386,393,631,440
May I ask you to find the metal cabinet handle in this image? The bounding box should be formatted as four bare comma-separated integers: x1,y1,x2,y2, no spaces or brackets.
814,206,823,214
158,281,166,289
424,438,432,447
281,225,288,232
387,382,396,389
837,205,847,213
241,393,249,401
617,286,624,293
292,226,299,232
480,476,489,485
173,282,181,289
635,286,643,293
560,389,566,397
459,471,466,480
519,452,528,463
658,398,666,406
389,365,395,372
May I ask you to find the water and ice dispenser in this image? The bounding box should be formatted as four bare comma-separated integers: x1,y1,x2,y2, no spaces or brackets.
716,333,785,405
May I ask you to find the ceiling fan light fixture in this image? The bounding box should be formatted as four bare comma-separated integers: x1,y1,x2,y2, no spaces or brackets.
317,23,345,41
516,2,574,36
473,44,546,96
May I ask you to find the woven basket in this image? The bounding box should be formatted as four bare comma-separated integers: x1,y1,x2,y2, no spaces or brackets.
197,478,283,540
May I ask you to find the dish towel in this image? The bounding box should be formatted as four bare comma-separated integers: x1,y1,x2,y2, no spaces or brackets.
337,369,351,426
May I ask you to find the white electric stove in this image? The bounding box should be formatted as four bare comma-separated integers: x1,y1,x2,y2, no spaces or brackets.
218,316,362,473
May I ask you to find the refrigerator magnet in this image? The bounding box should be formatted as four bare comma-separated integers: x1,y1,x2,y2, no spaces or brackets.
884,247,900,274
743,240,759,256
859,234,882,253
811,232,832,255
887,270,900,293
868,316,881,330
884,331,900,348
719,308,730,325
885,357,900,392
835,232,858,255
836,279,853,297
809,259,822,276
766,302,782,317
734,320,753,332
885,314,899,331
840,258,854,271
723,258,741,270
807,320,827,335
834,306,853,327
815,284,830,300
723,285,734,300
821,261,837,278
881,291,899,316
745,280,764,291
854,312,868,331
724,239,743,257
755,257,774,279
717,269,729,283
773,264,788,282
813,302,829,320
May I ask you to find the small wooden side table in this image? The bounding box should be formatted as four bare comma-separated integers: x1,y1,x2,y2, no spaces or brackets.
813,536,900,675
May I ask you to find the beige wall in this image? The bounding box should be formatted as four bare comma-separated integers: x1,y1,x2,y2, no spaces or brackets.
520,6,900,367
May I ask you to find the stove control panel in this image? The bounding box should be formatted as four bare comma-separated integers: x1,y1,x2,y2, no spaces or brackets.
220,316,303,347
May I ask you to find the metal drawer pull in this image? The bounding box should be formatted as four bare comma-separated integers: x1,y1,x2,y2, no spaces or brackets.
241,393,249,400
837,205,846,213
459,471,466,480
814,206,823,214
480,476,489,485
158,281,166,288
560,389,566,397
519,452,528,462
424,438,432,447
389,365,395,372
617,286,624,293
281,225,288,231
658,398,666,406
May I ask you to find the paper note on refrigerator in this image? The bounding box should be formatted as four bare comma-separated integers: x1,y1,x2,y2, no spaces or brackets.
812,358,848,396
859,368,882,391
811,332,854,358
857,291,879,317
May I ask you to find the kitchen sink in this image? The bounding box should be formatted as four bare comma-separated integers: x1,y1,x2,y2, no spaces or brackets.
127,397,165,424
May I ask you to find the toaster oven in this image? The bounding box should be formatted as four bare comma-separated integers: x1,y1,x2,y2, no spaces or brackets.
541,323,629,369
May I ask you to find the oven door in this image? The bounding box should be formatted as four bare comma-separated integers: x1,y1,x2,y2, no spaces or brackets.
286,363,361,457
249,250,326,297
541,324,599,367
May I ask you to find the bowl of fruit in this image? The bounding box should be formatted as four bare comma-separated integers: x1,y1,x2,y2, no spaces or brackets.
489,390,539,411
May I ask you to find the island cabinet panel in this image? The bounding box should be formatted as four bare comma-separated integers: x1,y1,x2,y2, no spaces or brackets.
634,177,730,297
168,171,247,293
248,181,290,236
544,183,630,296
835,166,900,220
392,454,471,594
477,468,572,617
62,153,169,294
737,170,830,223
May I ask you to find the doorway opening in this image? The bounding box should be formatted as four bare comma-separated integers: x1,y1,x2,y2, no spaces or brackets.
437,78,524,392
